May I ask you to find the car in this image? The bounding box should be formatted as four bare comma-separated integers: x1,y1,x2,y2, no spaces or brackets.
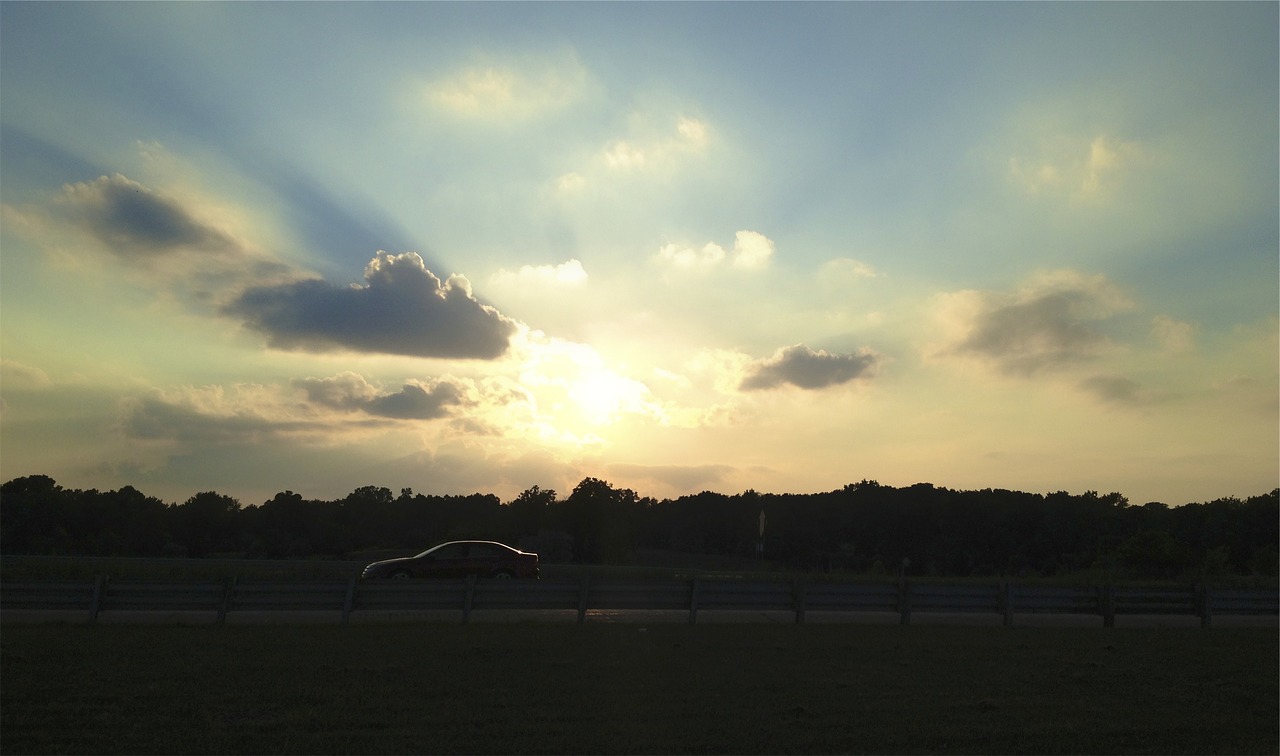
361,540,540,580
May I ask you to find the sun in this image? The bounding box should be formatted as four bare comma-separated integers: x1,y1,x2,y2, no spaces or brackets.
518,334,661,433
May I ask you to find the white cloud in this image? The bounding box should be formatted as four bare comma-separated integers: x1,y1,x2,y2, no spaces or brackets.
490,259,588,288
656,241,727,271
488,257,588,286
604,140,646,170
555,114,715,194
676,116,710,147
730,230,774,270
654,230,774,275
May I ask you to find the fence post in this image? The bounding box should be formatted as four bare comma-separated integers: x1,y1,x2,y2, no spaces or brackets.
1197,582,1212,629
577,575,590,625
688,577,701,625
898,578,911,625
462,574,477,624
1002,582,1014,627
1101,584,1115,628
89,575,107,625
217,576,237,625
793,579,806,625
342,576,358,626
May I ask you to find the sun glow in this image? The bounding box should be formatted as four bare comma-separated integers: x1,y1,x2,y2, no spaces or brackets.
516,333,661,434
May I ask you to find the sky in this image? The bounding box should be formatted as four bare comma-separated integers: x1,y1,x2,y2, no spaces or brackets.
1,2,1276,508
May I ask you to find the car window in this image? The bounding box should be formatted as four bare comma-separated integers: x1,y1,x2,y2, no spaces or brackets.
471,543,501,558
433,543,466,560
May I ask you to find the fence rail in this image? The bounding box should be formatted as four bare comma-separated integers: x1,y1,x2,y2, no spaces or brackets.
2,577,1275,626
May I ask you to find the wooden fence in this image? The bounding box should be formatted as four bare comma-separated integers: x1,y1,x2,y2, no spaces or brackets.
2,577,1275,627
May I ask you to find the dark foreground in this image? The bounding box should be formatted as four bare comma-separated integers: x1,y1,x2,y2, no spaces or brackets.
2,624,1276,755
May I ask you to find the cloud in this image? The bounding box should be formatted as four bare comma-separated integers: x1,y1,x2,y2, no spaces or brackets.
740,344,880,391
54,174,240,259
1008,135,1146,202
604,140,646,170
600,116,712,173
119,372,481,452
0,360,54,391
424,55,587,120
294,373,470,420
655,230,774,274
819,257,878,282
117,386,330,446
5,171,305,310
1078,375,1150,406
292,372,380,411
366,382,466,420
729,231,774,270
226,251,517,359
554,114,714,195
1150,315,1195,355
934,270,1133,376
489,259,588,288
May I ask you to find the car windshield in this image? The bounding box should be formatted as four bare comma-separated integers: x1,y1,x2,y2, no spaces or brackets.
414,543,466,559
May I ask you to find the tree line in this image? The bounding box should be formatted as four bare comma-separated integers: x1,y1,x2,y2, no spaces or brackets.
1,474,1276,580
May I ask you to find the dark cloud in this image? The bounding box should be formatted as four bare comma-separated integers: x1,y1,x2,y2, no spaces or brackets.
945,274,1132,376
293,373,379,411
58,174,238,258
956,291,1107,375
366,382,465,420
227,251,516,359
294,372,469,420
740,344,879,391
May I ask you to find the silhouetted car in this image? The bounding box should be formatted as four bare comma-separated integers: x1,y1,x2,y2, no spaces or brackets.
361,540,540,580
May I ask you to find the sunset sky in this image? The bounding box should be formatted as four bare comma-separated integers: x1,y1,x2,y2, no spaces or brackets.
2,2,1276,507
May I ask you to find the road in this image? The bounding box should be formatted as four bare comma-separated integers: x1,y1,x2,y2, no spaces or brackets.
3,608,1275,627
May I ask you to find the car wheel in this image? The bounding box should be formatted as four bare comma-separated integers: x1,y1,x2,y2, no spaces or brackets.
389,570,412,579
493,570,514,579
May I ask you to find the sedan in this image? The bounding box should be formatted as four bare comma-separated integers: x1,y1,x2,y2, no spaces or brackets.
361,540,540,580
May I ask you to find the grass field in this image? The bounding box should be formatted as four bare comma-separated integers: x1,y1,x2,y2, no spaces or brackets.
2,624,1276,755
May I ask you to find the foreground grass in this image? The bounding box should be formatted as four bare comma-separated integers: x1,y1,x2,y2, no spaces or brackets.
2,624,1275,755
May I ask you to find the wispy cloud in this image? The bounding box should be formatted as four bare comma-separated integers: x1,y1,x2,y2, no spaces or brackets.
1008,135,1147,202
54,174,240,259
423,53,588,120
932,270,1133,376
